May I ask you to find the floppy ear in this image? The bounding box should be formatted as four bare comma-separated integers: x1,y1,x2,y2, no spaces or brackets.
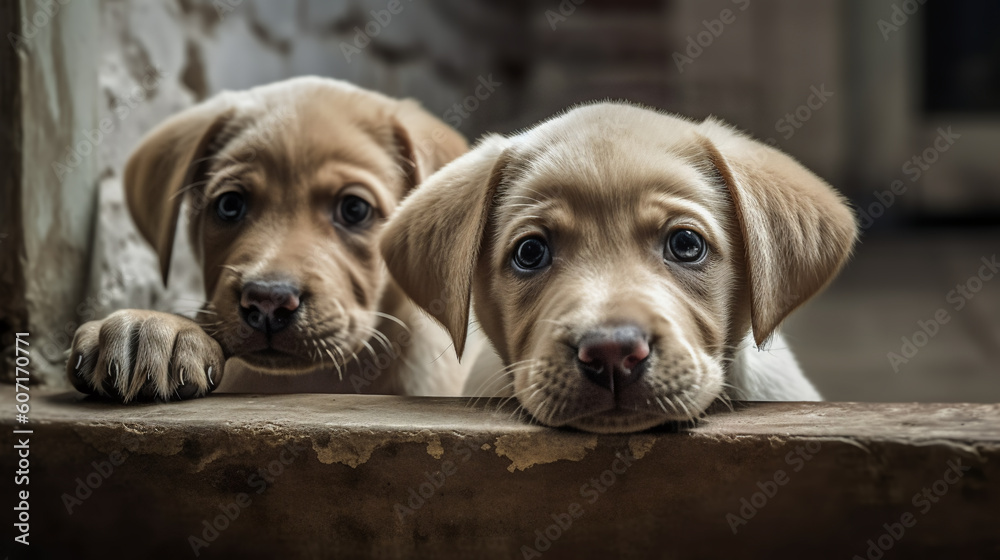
123,95,236,285
380,134,510,358
697,118,858,346
392,99,469,189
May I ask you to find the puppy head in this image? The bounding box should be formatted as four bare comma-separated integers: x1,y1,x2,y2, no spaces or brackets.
125,77,466,373
381,102,856,432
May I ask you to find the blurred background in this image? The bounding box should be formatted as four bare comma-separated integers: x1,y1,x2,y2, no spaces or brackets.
2,0,998,401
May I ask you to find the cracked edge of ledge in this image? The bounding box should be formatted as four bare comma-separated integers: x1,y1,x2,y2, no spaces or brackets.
38,415,1000,475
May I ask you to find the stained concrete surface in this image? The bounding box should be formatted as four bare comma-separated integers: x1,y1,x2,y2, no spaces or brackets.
2,388,997,559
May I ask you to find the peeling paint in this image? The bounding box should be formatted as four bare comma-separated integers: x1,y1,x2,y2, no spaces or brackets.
627,435,658,459
311,430,445,468
493,433,599,472
312,435,382,468
424,433,444,459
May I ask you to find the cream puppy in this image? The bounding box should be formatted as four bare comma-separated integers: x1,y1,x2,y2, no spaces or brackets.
67,77,470,401
380,102,857,433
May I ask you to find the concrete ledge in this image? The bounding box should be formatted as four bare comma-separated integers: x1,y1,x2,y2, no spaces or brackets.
2,387,998,559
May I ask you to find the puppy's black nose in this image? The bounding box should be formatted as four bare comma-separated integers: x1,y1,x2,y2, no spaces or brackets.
239,281,301,334
577,325,650,392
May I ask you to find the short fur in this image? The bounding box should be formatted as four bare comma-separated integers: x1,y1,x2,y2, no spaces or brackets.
380,102,857,433
67,77,471,401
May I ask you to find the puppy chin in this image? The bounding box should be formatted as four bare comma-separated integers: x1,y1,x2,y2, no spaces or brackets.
559,396,712,434
232,351,324,375
566,411,677,434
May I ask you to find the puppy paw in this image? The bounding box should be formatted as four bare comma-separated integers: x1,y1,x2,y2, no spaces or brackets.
66,310,225,402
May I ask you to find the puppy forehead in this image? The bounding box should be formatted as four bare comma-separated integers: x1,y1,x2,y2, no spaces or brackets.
502,111,723,220
216,84,402,192
516,105,714,187
508,150,710,204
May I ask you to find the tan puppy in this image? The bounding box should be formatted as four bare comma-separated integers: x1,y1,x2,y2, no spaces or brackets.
67,77,470,401
381,102,857,433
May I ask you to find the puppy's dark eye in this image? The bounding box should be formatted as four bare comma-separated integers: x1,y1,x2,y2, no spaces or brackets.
667,229,706,263
339,195,372,226
512,237,551,272
215,192,247,222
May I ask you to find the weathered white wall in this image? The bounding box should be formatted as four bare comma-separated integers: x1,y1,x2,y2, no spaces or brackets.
17,0,102,380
